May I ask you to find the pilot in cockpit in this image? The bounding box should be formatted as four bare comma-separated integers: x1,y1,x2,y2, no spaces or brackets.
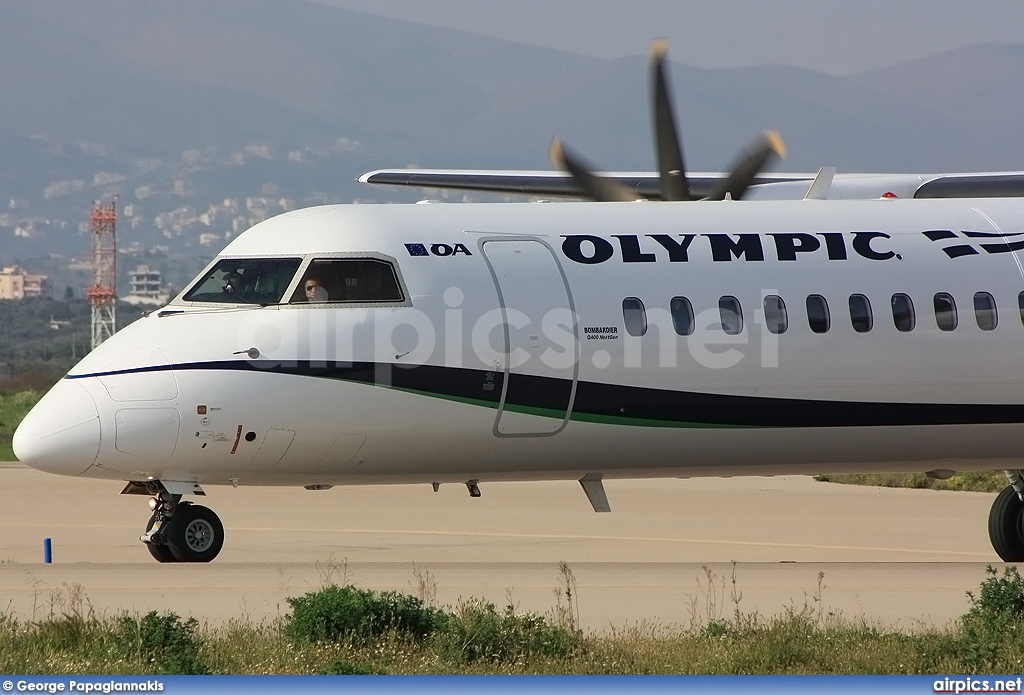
223,271,245,295
303,276,329,302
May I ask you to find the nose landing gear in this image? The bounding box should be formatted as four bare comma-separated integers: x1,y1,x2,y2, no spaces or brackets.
141,492,225,563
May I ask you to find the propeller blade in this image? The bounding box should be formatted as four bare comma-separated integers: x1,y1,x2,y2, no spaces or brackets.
650,39,691,201
705,131,787,201
549,139,639,202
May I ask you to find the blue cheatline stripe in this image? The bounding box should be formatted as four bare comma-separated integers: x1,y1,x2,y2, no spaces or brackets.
68,359,1024,429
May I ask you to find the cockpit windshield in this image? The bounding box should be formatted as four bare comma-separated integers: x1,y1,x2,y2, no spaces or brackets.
287,259,405,304
182,258,302,304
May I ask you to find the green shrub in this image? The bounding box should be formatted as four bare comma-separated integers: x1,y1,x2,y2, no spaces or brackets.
434,599,581,665
30,615,105,654
909,473,931,489
814,471,1008,492
285,584,446,645
319,657,378,675
959,565,1024,671
963,565,1024,624
944,472,1007,493
115,611,209,675
701,619,732,639
0,390,41,461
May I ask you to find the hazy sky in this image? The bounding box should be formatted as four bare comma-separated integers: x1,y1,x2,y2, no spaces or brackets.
312,0,1024,75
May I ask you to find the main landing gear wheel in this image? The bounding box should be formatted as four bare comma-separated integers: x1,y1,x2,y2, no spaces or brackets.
144,512,179,563
988,485,1024,562
164,503,224,563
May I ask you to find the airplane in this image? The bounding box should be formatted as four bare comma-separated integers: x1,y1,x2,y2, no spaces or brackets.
12,194,1024,564
13,40,1024,565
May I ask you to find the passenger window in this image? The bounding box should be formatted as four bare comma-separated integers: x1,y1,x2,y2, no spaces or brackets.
670,296,694,336
719,296,743,335
974,292,998,331
183,257,302,304
849,294,873,333
622,297,647,337
763,295,788,334
933,293,957,331
289,259,404,304
892,293,916,332
806,295,830,334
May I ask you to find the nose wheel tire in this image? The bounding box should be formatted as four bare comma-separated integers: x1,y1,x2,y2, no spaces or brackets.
988,485,1024,562
164,503,225,563
144,512,179,563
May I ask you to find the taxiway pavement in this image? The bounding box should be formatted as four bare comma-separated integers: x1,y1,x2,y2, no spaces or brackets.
0,465,1003,631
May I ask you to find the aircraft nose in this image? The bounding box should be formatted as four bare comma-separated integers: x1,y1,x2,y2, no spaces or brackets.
13,380,100,476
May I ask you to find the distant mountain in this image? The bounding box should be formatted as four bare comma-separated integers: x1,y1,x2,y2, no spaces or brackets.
0,0,1022,291
848,43,1024,171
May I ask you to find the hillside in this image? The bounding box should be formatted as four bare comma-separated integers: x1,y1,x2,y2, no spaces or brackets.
0,1,1022,293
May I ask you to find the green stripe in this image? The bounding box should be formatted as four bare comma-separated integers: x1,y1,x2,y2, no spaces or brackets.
384,383,750,429
569,411,752,429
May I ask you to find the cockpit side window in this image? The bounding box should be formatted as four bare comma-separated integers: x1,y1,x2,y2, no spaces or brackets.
182,258,302,304
289,259,404,304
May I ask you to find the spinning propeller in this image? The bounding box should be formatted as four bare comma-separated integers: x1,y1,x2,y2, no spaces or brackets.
551,39,787,202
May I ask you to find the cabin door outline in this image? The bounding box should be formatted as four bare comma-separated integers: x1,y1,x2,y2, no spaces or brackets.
480,237,580,437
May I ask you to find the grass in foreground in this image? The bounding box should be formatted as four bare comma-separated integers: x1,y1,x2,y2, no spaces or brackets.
815,471,1007,493
5,564,1024,674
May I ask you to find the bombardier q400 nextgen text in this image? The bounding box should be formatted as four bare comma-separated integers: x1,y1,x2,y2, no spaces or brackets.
13,41,1024,564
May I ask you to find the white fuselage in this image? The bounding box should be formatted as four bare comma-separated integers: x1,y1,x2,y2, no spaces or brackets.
14,198,1024,488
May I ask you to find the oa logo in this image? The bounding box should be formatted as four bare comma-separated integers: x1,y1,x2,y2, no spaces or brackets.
405,243,472,257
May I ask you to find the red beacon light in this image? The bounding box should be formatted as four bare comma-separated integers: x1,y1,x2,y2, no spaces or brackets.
881,191,898,199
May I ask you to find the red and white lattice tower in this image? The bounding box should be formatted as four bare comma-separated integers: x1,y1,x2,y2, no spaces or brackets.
86,198,117,351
